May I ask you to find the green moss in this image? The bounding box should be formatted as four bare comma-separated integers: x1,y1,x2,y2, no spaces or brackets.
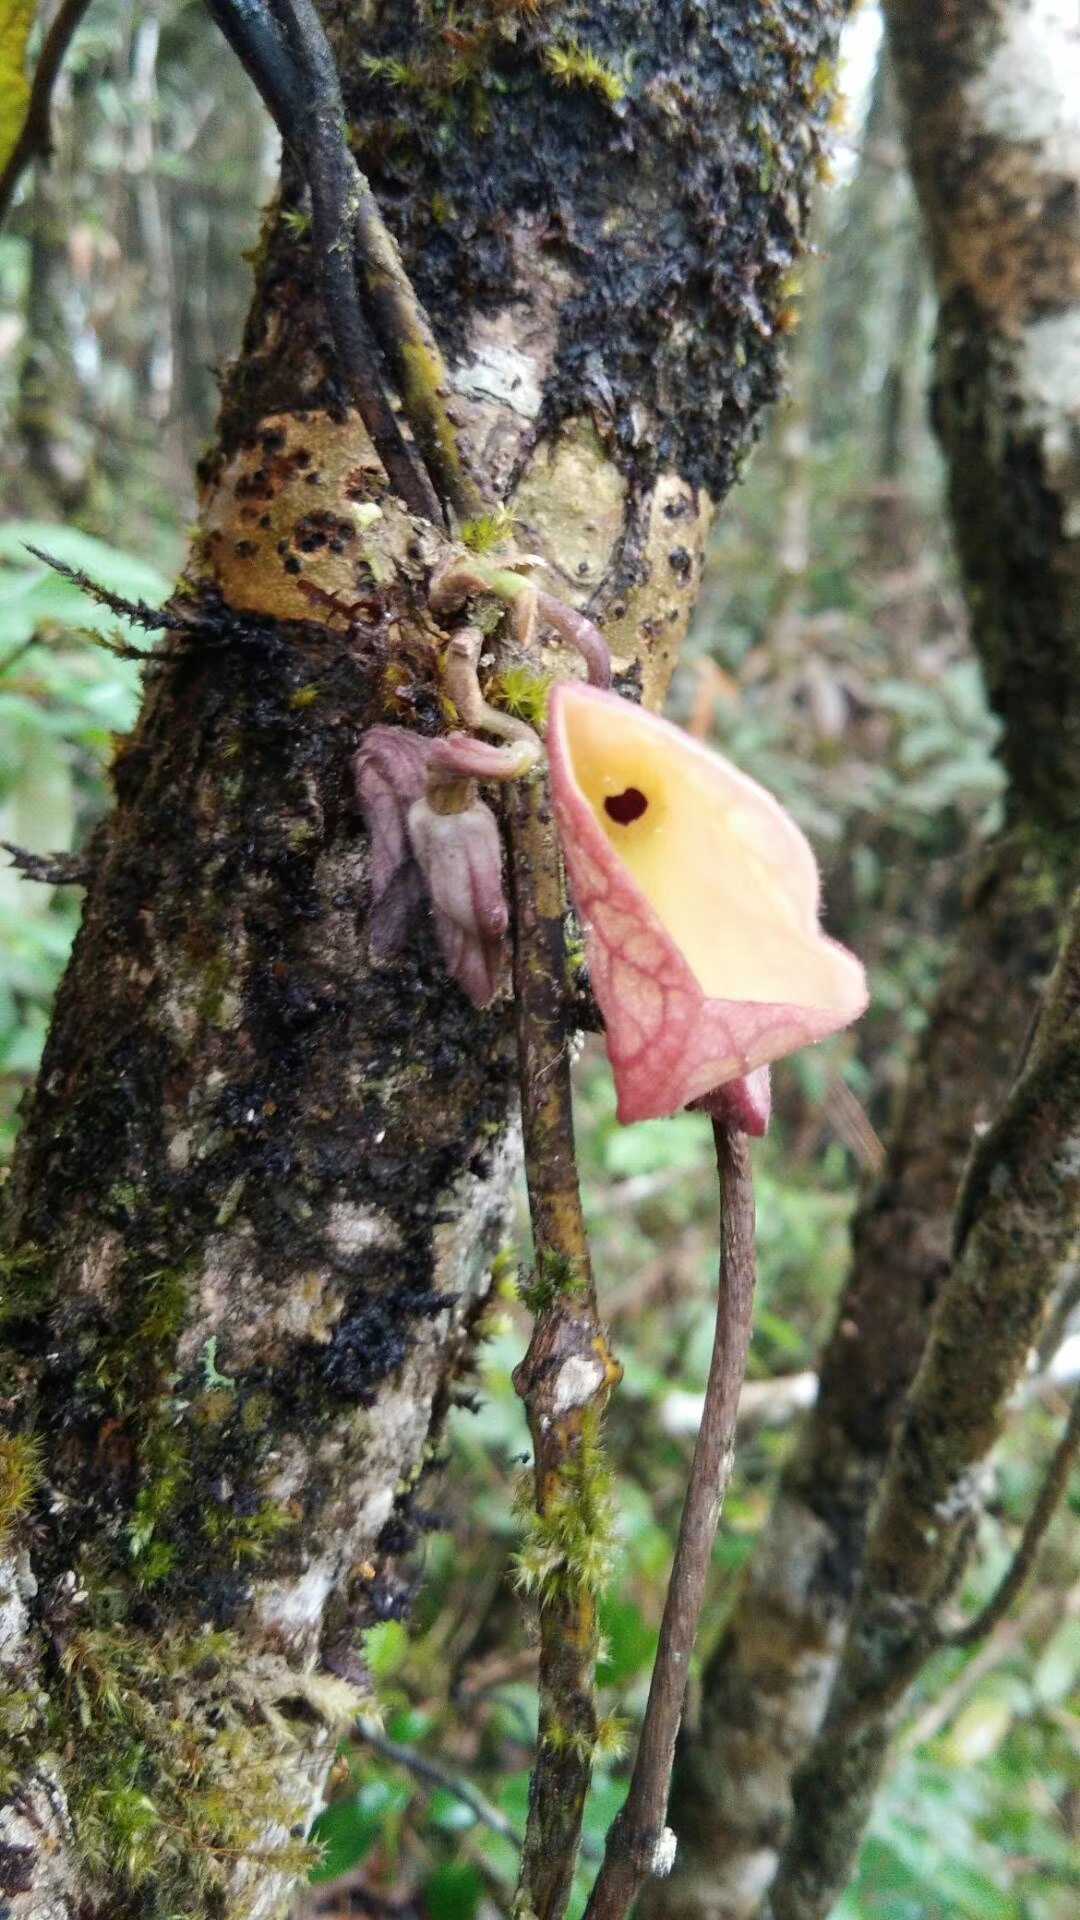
0,1244,53,1329
460,506,518,554
0,1432,42,1542
488,664,553,729
513,1408,616,1602
58,1619,315,1913
92,1264,189,1410
519,1249,588,1315
127,1421,191,1587
201,1497,297,1568
543,40,626,105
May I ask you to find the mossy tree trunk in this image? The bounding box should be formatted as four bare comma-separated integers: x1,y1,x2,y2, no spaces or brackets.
0,6,845,1917
648,3,1080,1916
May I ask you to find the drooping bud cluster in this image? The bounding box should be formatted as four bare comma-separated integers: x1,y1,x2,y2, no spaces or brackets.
353,727,536,1008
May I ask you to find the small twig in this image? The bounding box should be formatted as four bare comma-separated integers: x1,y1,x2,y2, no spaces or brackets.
940,1384,1080,1649
0,0,95,229
21,544,184,638
271,0,485,525
3,843,90,887
353,1717,522,1849
583,1122,757,1920
508,771,621,1920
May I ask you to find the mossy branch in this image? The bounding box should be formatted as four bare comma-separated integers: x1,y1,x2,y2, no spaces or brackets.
939,1381,1080,1650
507,772,621,1920
762,883,1080,1920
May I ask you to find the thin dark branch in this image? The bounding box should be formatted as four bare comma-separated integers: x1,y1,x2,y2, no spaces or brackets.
208,0,439,521
583,1123,757,1920
941,1384,1080,1649
203,0,303,132
21,544,187,639
353,1717,522,1848
0,0,94,229
3,843,90,887
271,0,486,524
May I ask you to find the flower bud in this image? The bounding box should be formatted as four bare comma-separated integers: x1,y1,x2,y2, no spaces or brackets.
407,791,509,1008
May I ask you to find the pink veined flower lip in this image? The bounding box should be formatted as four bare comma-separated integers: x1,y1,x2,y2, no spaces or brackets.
547,683,868,1130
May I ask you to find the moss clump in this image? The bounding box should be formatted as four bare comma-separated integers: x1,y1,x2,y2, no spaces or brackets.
59,1621,315,1913
91,1264,189,1410
201,1498,298,1568
0,1244,53,1329
460,506,518,554
513,1408,616,1601
543,40,626,105
519,1249,588,1315
0,1432,42,1543
488,664,553,729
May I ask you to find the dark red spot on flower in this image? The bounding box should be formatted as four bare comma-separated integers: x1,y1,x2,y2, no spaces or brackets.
604,787,649,826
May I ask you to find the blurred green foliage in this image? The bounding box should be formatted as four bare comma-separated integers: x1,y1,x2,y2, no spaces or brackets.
0,524,167,1154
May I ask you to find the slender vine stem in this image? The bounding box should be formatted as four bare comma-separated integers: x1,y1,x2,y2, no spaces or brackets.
584,1122,757,1920
507,771,621,1920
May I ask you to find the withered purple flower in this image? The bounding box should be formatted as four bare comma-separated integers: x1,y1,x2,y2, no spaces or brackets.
408,787,509,1009
354,726,528,1007
352,726,431,959
405,731,536,1009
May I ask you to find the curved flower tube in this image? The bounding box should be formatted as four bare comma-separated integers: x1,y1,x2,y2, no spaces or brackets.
547,683,867,1129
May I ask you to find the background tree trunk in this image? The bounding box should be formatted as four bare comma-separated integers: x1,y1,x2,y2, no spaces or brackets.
647,2,1080,1915
0,6,846,1916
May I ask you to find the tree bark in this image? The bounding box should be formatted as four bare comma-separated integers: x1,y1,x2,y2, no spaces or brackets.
648,1,1080,1915
0,6,846,1917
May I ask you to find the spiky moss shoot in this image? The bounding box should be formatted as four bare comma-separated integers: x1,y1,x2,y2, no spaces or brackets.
513,1408,616,1602
58,1621,316,1913
488,664,553,730
594,1712,629,1761
543,40,626,105
460,507,518,555
360,53,429,90
0,1432,42,1541
519,1249,589,1315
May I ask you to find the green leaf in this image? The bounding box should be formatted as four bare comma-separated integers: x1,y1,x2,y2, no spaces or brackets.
422,1862,483,1920
426,1786,478,1834
308,1779,411,1884
363,1619,410,1681
597,1592,658,1689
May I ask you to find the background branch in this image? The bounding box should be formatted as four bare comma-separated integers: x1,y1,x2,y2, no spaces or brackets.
0,0,94,229
761,883,1080,1920
941,1383,1080,1650
584,1123,757,1920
